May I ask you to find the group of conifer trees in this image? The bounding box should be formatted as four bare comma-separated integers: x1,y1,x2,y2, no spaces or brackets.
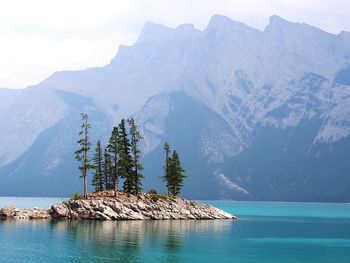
161,143,186,196
75,113,186,199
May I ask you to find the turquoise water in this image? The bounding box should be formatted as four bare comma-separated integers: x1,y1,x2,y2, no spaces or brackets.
0,198,349,262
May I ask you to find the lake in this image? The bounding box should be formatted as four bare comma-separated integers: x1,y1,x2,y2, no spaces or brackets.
0,197,349,262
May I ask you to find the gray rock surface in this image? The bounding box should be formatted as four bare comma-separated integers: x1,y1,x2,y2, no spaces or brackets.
0,206,51,219
0,191,236,220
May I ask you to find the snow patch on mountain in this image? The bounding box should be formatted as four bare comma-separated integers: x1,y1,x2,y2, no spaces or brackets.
216,172,248,194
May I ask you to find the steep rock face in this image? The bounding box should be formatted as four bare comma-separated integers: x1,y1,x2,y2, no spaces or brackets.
0,88,67,166
1,15,350,201
0,90,111,197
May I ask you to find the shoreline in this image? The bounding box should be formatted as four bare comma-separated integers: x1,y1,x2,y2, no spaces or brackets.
0,191,236,221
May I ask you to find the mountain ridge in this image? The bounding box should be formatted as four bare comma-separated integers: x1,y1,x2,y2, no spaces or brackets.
0,15,350,201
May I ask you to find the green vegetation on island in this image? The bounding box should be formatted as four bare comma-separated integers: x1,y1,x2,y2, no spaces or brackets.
75,112,186,199
161,143,186,196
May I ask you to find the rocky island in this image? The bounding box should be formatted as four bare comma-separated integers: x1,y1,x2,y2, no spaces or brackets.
0,191,236,220
0,118,236,221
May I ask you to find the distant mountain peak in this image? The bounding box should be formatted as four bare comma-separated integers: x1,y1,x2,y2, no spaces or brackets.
208,14,234,25
176,23,195,31
265,15,295,32
138,21,200,43
269,15,290,24
138,21,174,42
265,15,331,35
204,14,261,43
206,14,256,32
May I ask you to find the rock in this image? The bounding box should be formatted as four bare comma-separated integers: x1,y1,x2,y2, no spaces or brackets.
0,206,16,218
100,206,119,220
50,203,69,219
0,206,50,220
0,191,237,221
93,211,111,220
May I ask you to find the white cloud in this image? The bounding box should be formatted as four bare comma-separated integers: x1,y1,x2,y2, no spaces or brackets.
0,0,349,88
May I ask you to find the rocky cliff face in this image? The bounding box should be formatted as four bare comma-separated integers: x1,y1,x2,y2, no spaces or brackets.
0,191,235,220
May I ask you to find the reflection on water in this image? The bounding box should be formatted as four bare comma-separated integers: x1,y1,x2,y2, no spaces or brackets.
53,220,231,256
0,219,232,263
61,220,231,263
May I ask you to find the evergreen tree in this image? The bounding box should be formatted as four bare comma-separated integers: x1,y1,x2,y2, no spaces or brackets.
103,148,113,190
118,119,133,193
74,113,94,199
168,150,186,196
161,142,171,195
92,140,104,192
107,127,119,196
128,118,144,195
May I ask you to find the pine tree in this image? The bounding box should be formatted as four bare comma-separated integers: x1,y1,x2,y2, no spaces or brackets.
118,119,133,193
128,118,144,195
92,140,104,192
107,127,119,196
161,142,171,195
168,150,186,196
103,148,113,190
74,113,94,199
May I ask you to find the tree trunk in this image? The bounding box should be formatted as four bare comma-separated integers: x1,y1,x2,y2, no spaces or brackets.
114,153,118,197
135,158,138,195
105,174,109,190
84,177,87,199
99,171,103,192
99,162,103,192
114,180,117,197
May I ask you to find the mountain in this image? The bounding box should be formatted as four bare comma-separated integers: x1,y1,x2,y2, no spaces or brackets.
0,15,350,201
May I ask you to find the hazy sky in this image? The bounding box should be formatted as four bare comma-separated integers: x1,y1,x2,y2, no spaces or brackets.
1,0,350,89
